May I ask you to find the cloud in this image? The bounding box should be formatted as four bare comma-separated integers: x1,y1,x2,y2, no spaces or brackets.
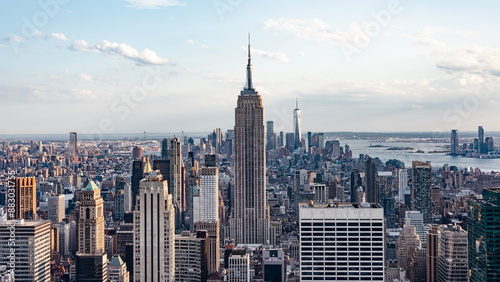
435,46,500,76
32,30,45,37
0,44,9,48
201,44,209,49
71,88,96,99
52,33,69,41
412,26,475,47
7,35,24,42
78,73,94,83
245,47,289,63
124,0,186,9
263,18,376,47
186,39,194,45
70,40,170,65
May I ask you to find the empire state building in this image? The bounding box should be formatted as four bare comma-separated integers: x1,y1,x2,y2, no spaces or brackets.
230,36,270,245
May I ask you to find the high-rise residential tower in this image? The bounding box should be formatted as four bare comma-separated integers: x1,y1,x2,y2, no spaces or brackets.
230,36,270,245
13,176,37,220
293,98,302,150
412,161,432,224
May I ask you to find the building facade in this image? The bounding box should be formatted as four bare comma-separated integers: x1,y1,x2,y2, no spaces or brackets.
0,220,51,281
412,161,432,224
133,166,175,282
299,203,385,280
230,39,270,245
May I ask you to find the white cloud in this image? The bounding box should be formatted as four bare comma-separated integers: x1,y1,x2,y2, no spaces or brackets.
412,26,475,47
52,33,69,41
124,0,186,9
263,18,374,47
32,30,44,37
435,46,500,76
201,44,209,49
70,40,170,65
78,73,94,83
0,44,8,48
246,47,289,63
186,39,194,45
8,35,23,42
71,88,96,99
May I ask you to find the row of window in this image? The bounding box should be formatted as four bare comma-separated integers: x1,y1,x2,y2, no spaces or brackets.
301,242,384,246
301,262,383,266
301,233,383,237
301,252,383,257
301,228,383,231
301,222,383,227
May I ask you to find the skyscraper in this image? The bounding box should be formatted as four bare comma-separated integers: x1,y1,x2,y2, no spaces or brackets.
350,169,362,203
437,224,468,282
162,137,183,217
77,181,108,281
451,129,459,155
78,181,105,254
201,166,219,221
399,168,408,204
365,156,377,203
193,221,220,276
468,188,500,281
132,146,142,160
266,121,275,150
230,36,270,245
69,131,78,157
0,220,51,282
174,231,209,281
427,225,439,282
299,202,385,280
48,194,65,223
478,125,484,144
293,98,302,150
13,176,36,220
131,160,143,210
133,163,175,281
412,161,432,224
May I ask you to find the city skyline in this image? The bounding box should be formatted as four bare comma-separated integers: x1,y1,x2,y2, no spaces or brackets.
2,1,500,134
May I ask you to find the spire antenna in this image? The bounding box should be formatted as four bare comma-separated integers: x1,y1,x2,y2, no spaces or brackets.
296,98,299,109
245,33,254,90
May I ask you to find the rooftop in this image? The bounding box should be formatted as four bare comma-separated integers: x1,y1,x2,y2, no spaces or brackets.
300,202,383,209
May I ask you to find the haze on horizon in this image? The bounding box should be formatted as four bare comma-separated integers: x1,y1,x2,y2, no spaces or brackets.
1,0,500,135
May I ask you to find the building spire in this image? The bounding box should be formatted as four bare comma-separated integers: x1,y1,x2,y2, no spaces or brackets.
296,98,299,109
245,33,253,90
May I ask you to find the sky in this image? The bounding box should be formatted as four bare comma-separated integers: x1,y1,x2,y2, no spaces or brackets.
1,0,500,136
